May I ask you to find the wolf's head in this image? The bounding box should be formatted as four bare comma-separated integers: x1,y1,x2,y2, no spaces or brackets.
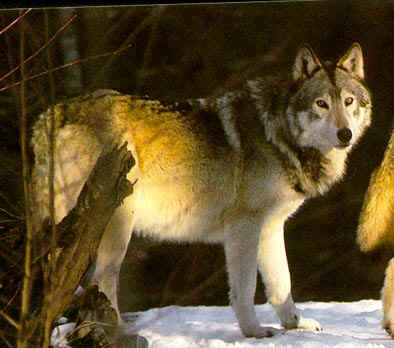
287,43,372,154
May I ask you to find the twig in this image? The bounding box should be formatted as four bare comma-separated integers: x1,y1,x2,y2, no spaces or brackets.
0,42,133,92
42,10,58,348
44,9,57,248
0,245,24,271
0,207,23,220
0,309,19,330
17,11,34,348
0,333,13,348
87,8,156,89
0,219,19,224
142,6,165,69
0,191,22,218
0,12,77,85
2,283,21,310
0,9,31,37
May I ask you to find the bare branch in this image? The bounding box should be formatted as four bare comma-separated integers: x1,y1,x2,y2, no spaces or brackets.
17,11,34,348
88,8,157,89
0,12,78,85
42,13,59,348
0,309,19,330
0,42,133,92
0,9,31,37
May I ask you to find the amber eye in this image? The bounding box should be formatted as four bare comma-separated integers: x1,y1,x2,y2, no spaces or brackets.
316,99,329,109
345,97,354,106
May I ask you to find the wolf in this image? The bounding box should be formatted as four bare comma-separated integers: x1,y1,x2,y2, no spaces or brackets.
357,128,394,337
31,42,372,338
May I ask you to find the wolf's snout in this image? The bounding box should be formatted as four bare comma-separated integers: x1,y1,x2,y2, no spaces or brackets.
337,128,352,144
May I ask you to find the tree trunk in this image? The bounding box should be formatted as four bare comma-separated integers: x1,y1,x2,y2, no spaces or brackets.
19,141,135,347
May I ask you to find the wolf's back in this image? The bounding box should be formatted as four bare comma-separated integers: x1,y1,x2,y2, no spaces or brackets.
31,90,238,241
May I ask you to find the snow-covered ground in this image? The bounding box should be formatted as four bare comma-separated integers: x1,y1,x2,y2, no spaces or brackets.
52,300,394,347
123,300,394,348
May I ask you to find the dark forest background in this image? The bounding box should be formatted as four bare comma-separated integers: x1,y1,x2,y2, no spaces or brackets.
0,0,393,338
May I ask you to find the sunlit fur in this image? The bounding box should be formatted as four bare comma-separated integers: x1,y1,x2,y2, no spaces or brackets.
32,43,371,338
357,129,394,337
358,131,394,251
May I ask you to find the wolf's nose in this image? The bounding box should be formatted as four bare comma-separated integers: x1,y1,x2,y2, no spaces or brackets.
337,128,352,143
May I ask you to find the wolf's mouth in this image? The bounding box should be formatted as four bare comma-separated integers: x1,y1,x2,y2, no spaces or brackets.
335,143,351,149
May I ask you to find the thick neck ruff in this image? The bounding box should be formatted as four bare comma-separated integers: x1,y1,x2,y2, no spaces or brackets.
272,133,345,198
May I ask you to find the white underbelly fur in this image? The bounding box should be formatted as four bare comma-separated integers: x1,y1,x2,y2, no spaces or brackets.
130,178,227,243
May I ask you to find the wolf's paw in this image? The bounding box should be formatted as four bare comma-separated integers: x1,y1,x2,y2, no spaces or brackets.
242,325,284,338
282,313,322,331
121,312,139,323
296,316,322,331
383,317,394,338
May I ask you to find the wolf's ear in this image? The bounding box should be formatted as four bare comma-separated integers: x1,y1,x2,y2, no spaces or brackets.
292,44,322,82
337,43,364,80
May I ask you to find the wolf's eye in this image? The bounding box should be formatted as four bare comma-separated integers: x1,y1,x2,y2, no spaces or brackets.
316,99,329,109
345,97,353,106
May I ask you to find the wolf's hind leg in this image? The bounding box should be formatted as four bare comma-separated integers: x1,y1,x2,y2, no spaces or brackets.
88,195,135,322
382,257,394,337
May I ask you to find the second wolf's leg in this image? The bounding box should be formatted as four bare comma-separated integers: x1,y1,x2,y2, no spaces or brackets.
258,221,322,331
382,257,394,337
224,216,282,338
88,195,135,321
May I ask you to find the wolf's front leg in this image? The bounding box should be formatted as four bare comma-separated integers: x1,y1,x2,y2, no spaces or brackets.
382,258,394,337
224,217,282,338
258,221,322,331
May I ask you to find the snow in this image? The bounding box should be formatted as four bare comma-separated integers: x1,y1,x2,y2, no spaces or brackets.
124,300,394,348
52,300,394,347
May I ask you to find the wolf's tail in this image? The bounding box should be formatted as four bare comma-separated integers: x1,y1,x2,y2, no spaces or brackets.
30,91,122,232
357,129,394,252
